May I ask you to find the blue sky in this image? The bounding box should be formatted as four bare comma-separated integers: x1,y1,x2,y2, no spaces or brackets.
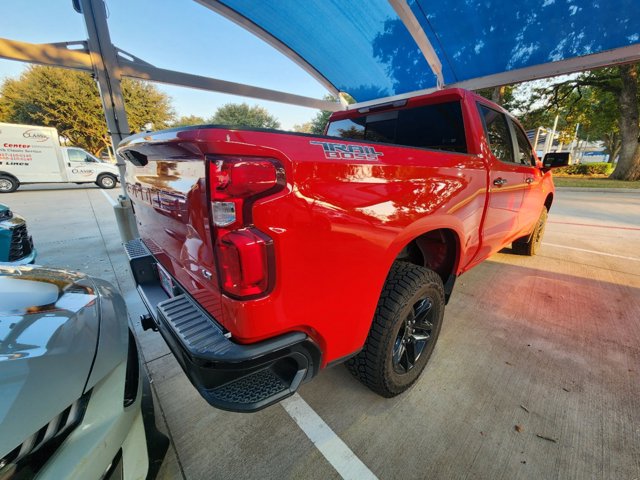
0,0,329,129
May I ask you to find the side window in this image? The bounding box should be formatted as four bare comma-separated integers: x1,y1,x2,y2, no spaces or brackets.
477,104,514,163
513,122,535,166
67,149,88,162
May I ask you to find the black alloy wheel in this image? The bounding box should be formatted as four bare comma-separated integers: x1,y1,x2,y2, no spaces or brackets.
392,297,435,374
347,261,445,397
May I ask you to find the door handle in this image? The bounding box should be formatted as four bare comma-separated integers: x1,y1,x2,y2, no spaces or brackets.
493,177,508,186
68,162,71,167
525,177,534,184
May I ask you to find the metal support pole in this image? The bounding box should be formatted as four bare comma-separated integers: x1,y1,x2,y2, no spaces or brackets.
543,115,559,156
570,123,580,157
533,127,542,155
78,0,138,241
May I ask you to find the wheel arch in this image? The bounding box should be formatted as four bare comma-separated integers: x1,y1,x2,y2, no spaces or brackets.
0,172,20,192
0,171,19,182
544,193,554,211
394,227,461,302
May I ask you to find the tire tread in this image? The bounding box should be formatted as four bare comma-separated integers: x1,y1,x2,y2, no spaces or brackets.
346,261,444,397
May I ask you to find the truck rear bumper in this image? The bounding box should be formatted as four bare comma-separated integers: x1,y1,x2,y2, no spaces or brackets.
124,239,320,412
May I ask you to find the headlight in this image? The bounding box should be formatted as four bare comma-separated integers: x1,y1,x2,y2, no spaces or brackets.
0,209,12,221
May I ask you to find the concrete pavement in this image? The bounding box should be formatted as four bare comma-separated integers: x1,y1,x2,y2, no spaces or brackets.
4,184,639,479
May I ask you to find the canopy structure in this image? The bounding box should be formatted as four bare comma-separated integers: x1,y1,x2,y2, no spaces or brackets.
200,0,640,106
0,0,639,240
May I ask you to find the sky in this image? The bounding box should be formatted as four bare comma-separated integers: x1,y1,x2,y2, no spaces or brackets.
0,0,330,130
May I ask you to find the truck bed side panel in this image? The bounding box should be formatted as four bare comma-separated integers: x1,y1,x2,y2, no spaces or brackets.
122,127,488,364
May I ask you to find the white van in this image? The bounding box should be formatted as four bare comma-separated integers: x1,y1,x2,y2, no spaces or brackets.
0,122,120,193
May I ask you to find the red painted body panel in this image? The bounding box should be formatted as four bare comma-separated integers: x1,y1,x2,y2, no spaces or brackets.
119,88,554,367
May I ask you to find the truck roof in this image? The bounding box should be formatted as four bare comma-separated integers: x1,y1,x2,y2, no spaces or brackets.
329,87,509,122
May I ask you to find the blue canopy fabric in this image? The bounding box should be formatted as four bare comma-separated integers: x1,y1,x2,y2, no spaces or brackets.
218,0,640,102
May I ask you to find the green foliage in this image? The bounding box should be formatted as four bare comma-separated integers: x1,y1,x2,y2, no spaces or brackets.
292,122,313,133
0,66,174,155
210,103,280,129
122,78,174,132
554,162,614,176
519,66,639,173
308,95,342,135
173,115,207,127
475,85,516,109
309,109,332,135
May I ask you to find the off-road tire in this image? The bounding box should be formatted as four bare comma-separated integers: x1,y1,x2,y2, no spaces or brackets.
513,208,548,256
346,261,445,397
96,173,117,189
0,175,19,193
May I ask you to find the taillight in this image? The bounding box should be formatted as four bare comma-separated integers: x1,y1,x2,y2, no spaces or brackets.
217,228,273,297
207,156,285,299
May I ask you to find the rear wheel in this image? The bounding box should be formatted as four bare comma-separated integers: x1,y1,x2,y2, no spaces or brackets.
346,261,445,397
0,175,19,193
513,208,547,256
96,174,117,189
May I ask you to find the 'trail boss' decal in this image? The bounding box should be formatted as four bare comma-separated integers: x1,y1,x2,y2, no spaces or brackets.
310,141,384,161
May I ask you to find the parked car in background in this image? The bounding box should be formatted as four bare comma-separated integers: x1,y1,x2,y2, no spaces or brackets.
0,203,36,265
0,122,120,192
0,265,148,479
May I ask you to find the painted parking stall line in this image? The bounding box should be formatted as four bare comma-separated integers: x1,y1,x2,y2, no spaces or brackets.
544,242,640,262
548,220,640,231
100,188,118,207
281,394,378,480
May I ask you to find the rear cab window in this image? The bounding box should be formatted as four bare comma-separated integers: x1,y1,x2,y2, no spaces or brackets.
326,101,467,153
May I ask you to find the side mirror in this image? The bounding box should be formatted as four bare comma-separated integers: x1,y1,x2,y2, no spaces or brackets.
542,152,571,170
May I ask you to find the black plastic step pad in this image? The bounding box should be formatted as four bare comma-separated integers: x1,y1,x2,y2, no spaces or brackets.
157,294,225,355
124,238,150,259
209,369,288,405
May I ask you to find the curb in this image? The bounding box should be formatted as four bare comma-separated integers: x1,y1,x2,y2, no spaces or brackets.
555,187,640,193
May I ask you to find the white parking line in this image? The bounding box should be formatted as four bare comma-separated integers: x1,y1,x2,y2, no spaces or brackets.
281,394,378,480
544,243,640,262
100,189,117,207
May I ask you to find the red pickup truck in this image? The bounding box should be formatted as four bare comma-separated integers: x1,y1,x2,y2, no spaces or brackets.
119,88,569,412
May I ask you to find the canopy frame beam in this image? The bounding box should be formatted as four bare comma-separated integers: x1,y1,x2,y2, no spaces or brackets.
194,0,341,98
0,37,341,112
348,44,640,110
387,0,444,88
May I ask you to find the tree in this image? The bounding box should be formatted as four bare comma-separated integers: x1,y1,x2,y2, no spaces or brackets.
0,66,174,155
121,78,174,132
292,122,313,133
209,103,280,129
475,85,516,109
306,94,352,135
309,108,333,135
173,115,207,127
520,65,640,180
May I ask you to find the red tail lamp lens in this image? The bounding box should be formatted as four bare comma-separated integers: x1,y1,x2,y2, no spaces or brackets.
210,157,280,199
209,156,283,228
216,228,273,298
208,156,283,298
